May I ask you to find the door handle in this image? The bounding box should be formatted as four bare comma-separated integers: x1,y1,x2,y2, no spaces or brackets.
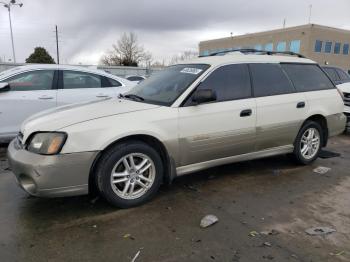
96,94,110,98
240,109,252,117
297,102,305,108
38,96,54,100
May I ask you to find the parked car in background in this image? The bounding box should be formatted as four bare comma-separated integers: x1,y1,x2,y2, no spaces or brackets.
126,75,146,83
322,66,350,85
8,50,346,208
337,82,350,131
0,64,135,143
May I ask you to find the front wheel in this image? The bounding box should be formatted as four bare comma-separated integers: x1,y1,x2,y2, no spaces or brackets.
95,141,163,208
293,121,323,165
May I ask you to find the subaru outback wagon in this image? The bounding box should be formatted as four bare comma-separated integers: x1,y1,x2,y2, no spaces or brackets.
8,50,346,208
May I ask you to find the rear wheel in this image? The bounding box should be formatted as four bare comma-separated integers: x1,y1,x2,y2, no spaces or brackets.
293,121,323,165
95,141,163,208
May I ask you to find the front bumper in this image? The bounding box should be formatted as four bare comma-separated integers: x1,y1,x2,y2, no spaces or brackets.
7,140,98,197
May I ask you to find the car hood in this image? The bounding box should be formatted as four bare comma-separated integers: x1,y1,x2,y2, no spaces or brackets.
337,83,350,93
21,98,160,139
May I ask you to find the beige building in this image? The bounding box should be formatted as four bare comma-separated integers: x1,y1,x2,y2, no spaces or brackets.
199,24,350,71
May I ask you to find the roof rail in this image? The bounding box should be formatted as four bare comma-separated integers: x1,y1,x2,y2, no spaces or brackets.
203,49,306,58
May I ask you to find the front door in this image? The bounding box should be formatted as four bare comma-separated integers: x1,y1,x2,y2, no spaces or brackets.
178,64,256,166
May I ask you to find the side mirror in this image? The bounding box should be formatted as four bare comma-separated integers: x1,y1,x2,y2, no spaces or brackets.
0,82,10,92
192,89,216,104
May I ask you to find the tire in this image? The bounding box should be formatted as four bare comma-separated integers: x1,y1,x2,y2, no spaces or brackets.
95,141,163,208
292,120,323,165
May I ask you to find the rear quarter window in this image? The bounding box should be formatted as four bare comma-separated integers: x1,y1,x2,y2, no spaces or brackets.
282,64,334,92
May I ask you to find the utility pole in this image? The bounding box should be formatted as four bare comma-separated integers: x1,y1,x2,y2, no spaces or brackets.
1,0,23,64
283,18,286,29
308,4,312,24
55,25,60,64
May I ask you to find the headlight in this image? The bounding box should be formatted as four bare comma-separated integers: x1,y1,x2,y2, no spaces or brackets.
27,132,67,155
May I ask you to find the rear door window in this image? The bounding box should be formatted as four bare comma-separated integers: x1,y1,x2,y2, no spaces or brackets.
281,64,334,92
62,71,102,89
249,63,295,97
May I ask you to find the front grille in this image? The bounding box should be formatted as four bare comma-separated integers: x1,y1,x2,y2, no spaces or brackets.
344,92,350,107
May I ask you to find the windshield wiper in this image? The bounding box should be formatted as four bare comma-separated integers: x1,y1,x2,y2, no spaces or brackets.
122,94,145,102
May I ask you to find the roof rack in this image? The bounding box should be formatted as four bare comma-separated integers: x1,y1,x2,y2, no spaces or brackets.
203,49,306,58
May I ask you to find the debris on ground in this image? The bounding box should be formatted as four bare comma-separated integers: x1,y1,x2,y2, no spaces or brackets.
330,250,345,256
305,227,336,236
200,215,219,228
313,166,331,175
291,254,298,259
260,229,279,236
123,233,135,240
249,231,259,237
262,242,272,247
131,250,141,262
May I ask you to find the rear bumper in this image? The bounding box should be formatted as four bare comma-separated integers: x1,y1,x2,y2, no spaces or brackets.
327,113,347,136
7,140,98,197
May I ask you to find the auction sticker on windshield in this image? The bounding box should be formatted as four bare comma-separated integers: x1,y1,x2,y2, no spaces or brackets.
180,68,203,75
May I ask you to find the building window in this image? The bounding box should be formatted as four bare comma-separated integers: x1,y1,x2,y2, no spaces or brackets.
201,50,210,56
290,40,301,53
254,44,263,50
314,40,323,52
325,41,332,53
276,42,287,52
334,42,341,54
264,43,273,51
343,44,349,55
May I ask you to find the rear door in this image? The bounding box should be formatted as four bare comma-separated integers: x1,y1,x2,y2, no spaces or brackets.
250,63,308,151
57,70,116,106
178,64,256,166
0,69,57,137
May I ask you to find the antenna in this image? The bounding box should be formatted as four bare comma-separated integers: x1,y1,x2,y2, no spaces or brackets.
308,4,312,24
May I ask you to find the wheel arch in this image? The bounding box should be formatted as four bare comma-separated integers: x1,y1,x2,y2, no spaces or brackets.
88,134,176,195
302,114,328,147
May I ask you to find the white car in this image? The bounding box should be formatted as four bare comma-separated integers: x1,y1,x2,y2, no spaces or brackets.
8,50,346,208
337,82,350,130
0,64,135,143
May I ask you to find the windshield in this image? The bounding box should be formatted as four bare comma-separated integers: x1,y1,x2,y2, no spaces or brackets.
124,64,210,106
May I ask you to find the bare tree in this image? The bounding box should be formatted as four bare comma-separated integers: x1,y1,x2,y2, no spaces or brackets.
100,32,151,67
169,50,199,65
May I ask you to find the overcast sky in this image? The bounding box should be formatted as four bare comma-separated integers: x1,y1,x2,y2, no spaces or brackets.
0,0,349,65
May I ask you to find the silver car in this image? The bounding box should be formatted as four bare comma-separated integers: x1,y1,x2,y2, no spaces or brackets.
8,50,346,208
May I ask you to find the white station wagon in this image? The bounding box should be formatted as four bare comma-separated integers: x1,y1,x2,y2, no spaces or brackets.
0,64,135,143
8,50,346,208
